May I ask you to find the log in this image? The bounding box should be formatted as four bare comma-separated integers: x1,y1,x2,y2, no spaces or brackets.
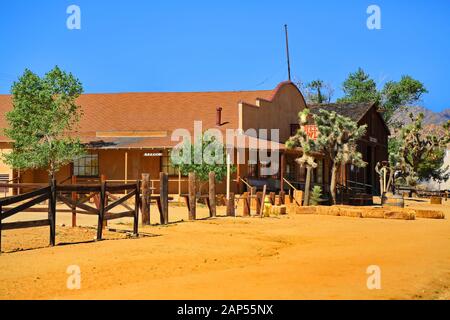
188,173,196,220
226,193,235,217
141,173,150,225
209,172,216,218
160,173,169,225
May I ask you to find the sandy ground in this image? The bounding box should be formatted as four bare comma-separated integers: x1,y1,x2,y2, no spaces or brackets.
1,198,450,300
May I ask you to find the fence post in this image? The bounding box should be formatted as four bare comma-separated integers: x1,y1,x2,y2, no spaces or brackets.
209,172,216,218
269,192,276,206
160,172,169,225
71,175,77,227
49,179,56,246
227,193,235,217
279,190,285,205
141,173,150,225
260,185,267,217
101,174,108,227
188,172,196,220
256,192,262,216
134,180,140,235
97,181,106,240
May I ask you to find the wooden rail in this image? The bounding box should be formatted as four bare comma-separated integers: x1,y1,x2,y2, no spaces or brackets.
0,181,56,253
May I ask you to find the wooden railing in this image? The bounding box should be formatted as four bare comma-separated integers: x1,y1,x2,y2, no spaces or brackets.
0,181,56,253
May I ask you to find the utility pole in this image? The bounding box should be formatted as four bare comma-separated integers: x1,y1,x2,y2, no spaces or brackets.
284,24,291,81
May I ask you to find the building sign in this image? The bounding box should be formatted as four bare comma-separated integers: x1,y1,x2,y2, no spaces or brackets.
369,137,378,143
303,125,319,140
144,152,163,157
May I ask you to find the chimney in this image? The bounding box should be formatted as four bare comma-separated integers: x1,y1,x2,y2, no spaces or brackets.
216,107,223,126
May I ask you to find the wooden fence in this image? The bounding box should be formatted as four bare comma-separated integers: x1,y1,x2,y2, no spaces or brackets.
0,181,56,252
0,180,140,252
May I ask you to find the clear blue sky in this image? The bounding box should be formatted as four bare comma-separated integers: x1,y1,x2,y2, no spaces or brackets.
0,0,449,111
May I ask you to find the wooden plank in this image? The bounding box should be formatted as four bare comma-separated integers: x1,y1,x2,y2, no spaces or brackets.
0,186,50,206
104,190,136,213
57,195,99,215
107,193,134,211
1,193,50,220
0,183,47,189
2,219,50,230
105,183,137,192
57,185,102,192
104,210,135,221
256,192,262,216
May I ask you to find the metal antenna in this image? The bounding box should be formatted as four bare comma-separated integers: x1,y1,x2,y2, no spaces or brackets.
284,24,291,81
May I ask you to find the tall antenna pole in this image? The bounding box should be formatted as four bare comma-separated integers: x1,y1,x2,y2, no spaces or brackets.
284,24,291,81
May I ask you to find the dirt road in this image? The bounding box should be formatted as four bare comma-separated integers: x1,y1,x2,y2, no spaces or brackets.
1,200,450,300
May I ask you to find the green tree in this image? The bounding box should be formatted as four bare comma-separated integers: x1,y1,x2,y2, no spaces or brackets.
2,66,85,179
337,68,427,127
337,68,380,104
313,109,367,204
172,133,236,194
392,113,450,186
286,109,318,206
381,75,428,126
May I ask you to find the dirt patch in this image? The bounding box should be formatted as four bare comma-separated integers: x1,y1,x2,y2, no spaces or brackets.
1,226,129,253
0,200,449,299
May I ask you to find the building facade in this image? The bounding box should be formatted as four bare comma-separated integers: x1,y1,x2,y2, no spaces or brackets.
0,82,390,197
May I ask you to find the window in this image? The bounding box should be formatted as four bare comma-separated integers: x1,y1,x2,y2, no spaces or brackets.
161,153,179,176
73,154,99,177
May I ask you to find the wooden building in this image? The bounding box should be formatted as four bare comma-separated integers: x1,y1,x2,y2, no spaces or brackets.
0,82,390,197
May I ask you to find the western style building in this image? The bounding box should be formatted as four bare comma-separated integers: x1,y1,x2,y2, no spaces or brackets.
0,81,390,199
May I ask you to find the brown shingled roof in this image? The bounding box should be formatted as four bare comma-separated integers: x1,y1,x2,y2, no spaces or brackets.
0,89,274,146
308,102,376,122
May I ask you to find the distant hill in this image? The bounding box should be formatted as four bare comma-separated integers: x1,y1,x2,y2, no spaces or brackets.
391,106,450,126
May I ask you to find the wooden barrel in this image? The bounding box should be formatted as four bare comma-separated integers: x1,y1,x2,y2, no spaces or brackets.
382,194,405,208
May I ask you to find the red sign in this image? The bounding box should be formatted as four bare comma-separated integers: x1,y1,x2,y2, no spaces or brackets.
303,125,319,140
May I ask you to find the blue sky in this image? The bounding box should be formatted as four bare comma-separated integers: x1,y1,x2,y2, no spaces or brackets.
0,0,449,111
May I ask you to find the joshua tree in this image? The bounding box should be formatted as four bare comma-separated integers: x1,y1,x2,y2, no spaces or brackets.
391,113,450,186
313,109,367,204
286,109,317,205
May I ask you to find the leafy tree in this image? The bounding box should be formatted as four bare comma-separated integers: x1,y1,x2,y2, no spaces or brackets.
286,109,318,205
313,109,367,204
381,76,428,126
2,66,85,180
392,113,450,186
172,132,236,194
337,68,380,104
337,68,427,128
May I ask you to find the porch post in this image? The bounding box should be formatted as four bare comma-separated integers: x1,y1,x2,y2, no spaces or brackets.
280,152,285,191
226,151,231,200
124,151,128,184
